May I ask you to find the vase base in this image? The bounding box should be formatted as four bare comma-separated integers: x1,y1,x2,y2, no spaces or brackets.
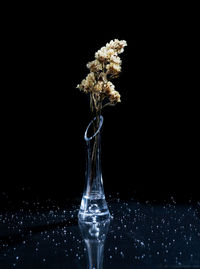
78,194,110,222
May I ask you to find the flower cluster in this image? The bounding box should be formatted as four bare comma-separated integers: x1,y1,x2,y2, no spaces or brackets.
77,39,127,111
88,39,127,77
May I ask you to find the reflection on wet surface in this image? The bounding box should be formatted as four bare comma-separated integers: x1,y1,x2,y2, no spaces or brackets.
79,219,110,269
0,196,200,268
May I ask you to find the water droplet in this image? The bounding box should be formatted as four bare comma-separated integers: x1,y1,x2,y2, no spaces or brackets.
120,251,124,258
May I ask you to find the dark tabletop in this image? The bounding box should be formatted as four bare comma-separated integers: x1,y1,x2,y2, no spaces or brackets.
0,195,200,269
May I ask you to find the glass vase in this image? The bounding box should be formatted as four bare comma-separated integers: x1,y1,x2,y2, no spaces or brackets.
78,115,110,222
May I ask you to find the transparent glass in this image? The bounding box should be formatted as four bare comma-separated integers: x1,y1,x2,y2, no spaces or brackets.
79,220,110,269
78,116,110,222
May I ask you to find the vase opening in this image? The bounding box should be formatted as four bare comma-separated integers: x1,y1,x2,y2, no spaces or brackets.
84,115,104,142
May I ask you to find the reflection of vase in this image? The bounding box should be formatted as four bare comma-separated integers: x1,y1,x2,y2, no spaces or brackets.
79,220,110,269
78,116,110,222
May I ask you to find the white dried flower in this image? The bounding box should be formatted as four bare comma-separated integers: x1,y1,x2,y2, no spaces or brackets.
105,39,127,54
95,47,108,62
106,49,115,59
87,59,102,72
109,90,121,103
103,81,115,94
110,55,121,64
106,62,121,75
77,72,96,93
94,81,103,93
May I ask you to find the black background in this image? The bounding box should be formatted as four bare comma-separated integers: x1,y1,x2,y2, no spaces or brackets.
1,5,199,207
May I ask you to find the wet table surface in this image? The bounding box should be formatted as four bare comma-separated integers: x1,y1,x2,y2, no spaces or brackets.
0,196,200,269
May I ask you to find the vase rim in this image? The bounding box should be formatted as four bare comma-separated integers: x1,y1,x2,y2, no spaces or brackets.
84,115,104,142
